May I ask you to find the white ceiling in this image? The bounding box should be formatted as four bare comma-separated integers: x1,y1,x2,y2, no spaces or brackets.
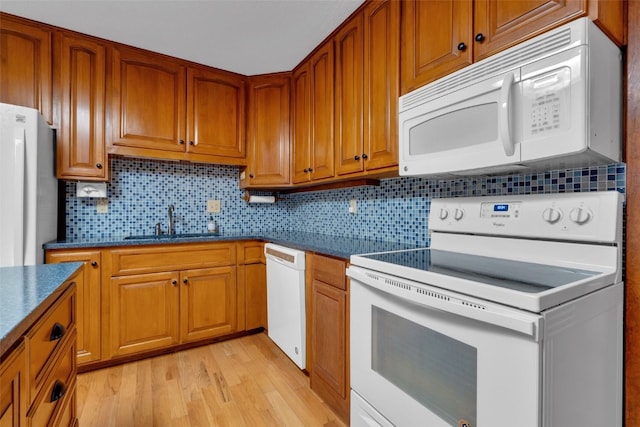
0,0,365,75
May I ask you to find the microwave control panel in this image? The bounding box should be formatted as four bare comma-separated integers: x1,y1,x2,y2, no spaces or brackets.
522,66,571,138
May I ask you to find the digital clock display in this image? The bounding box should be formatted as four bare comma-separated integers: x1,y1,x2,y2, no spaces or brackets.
494,204,509,212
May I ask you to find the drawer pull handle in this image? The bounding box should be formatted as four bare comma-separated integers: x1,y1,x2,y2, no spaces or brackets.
50,380,66,403
50,323,65,341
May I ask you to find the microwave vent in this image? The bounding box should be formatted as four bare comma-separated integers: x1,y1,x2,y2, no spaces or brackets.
401,26,573,111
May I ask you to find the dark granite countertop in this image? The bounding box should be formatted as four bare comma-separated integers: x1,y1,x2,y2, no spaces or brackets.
43,231,418,259
0,262,83,357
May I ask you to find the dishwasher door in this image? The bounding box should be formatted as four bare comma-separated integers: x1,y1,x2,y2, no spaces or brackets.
264,243,306,369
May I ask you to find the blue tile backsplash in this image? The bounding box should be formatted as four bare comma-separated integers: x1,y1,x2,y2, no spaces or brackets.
64,157,626,247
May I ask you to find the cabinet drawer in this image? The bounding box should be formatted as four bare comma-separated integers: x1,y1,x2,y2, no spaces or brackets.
110,243,236,276
27,331,76,427
312,254,347,290
27,287,76,399
238,241,264,264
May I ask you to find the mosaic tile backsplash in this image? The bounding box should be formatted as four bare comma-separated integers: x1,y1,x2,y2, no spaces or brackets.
64,157,626,246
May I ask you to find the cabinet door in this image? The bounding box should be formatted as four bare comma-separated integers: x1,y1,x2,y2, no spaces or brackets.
0,15,52,123
111,46,186,153
292,63,312,184
54,32,108,180
400,0,473,94
0,342,26,427
311,280,349,420
244,263,267,330
46,250,102,366
335,12,364,177
186,66,246,158
109,272,179,357
246,75,291,186
309,43,335,181
180,267,237,342
474,0,586,60
363,0,400,173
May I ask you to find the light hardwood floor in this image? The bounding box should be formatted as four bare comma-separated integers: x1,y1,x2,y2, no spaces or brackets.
76,332,347,426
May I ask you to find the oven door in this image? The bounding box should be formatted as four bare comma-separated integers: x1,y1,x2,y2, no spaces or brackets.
349,266,543,427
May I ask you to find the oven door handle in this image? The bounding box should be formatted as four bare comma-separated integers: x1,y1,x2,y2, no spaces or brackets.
348,266,542,341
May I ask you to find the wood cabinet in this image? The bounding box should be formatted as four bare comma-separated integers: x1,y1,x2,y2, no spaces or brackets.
400,0,625,94
309,254,349,422
292,39,336,184
110,45,246,164
107,243,237,359
244,74,291,186
0,341,26,427
54,32,109,181
0,14,52,123
334,13,364,177
360,0,399,174
46,249,102,366
237,242,267,330
186,66,246,159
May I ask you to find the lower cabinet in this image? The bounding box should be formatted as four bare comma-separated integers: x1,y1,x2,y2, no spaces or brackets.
109,266,237,357
46,250,102,366
0,341,26,427
237,241,267,331
309,254,350,422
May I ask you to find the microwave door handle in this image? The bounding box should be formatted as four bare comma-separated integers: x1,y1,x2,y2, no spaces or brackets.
500,72,515,156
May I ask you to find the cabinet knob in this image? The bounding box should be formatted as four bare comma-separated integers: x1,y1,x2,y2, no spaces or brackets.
189,141,195,146
172,280,178,286
308,167,313,172
50,380,66,403
303,168,309,173
354,155,360,160
183,278,188,284
475,33,485,42
49,322,65,341
249,173,254,178
179,139,185,145
457,42,467,51
91,261,98,267
362,153,368,160
96,163,103,169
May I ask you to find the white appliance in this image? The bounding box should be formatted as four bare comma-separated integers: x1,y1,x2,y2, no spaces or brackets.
264,243,306,369
399,18,622,177
0,103,58,267
348,191,623,427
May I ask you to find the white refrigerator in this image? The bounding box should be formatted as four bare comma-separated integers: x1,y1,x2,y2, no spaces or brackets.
0,103,58,267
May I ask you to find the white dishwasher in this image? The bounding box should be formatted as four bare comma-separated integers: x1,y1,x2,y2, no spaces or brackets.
264,243,306,369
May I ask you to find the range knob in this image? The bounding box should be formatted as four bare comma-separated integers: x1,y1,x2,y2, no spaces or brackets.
542,207,562,224
439,208,449,220
570,207,592,225
454,208,464,221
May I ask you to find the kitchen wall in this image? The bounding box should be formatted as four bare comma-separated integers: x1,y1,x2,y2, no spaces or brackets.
64,157,626,246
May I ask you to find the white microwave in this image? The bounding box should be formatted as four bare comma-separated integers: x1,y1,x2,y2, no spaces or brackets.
399,18,622,177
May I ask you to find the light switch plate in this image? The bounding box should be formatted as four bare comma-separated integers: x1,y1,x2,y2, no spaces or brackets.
349,199,357,214
96,198,108,214
207,199,221,213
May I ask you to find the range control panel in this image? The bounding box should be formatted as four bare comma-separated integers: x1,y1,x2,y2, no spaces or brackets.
430,192,623,243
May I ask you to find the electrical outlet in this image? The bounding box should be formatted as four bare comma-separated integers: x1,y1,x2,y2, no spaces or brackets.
349,199,357,214
97,198,108,214
207,199,221,213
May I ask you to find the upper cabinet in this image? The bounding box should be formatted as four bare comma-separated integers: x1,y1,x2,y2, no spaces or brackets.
54,32,109,181
292,41,335,184
0,15,52,123
401,0,625,94
244,74,291,187
334,12,364,177
110,46,246,164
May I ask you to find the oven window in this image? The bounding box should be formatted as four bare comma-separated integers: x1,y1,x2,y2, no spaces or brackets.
372,307,477,427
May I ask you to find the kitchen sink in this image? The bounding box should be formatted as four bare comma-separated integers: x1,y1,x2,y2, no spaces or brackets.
124,232,220,240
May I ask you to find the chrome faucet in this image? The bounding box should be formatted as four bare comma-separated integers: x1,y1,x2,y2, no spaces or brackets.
168,204,176,235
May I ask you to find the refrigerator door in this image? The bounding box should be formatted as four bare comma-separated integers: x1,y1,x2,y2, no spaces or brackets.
0,103,57,267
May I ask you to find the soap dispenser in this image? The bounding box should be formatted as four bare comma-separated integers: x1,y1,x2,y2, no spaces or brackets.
207,216,218,234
